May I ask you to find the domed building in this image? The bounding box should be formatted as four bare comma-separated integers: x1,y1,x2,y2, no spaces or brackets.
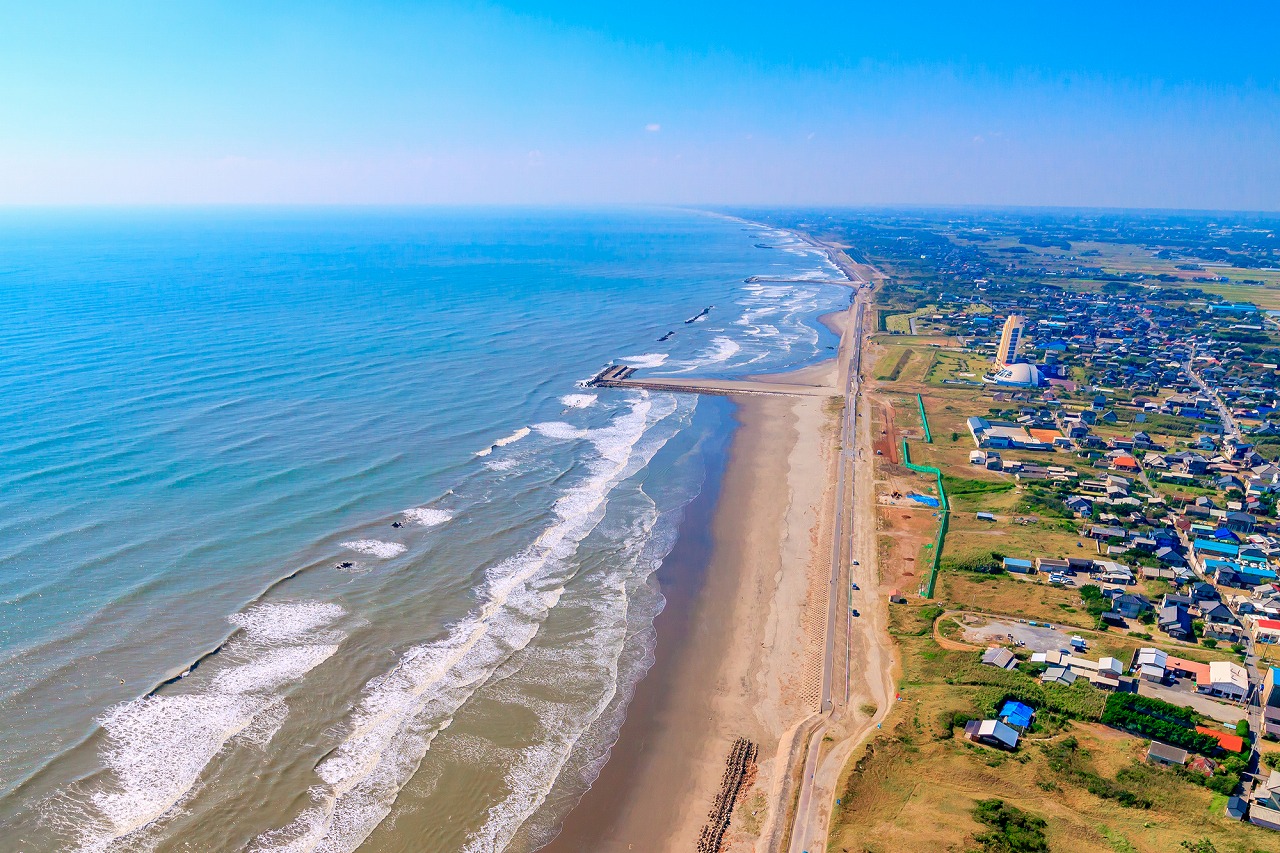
985,362,1044,387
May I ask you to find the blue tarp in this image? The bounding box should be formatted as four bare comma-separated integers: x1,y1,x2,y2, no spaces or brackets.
999,700,1034,729
907,493,940,507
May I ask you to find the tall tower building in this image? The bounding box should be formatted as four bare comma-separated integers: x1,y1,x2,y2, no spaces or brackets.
995,314,1026,367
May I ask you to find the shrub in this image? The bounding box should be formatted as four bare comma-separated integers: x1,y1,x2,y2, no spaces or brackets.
1041,737,1151,809
943,475,1015,497
943,551,1005,574
970,799,1050,853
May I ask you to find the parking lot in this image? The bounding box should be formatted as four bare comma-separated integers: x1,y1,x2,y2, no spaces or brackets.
1137,679,1246,725
958,614,1080,652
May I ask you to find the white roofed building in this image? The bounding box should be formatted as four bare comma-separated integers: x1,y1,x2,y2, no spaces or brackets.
1205,660,1249,701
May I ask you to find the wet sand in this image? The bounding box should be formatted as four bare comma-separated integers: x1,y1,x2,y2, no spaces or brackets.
542,381,839,851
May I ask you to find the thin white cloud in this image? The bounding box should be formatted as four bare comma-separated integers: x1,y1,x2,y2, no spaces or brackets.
645,123,661,132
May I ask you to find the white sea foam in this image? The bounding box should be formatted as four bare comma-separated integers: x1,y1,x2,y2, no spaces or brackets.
249,395,686,853
230,602,345,644
618,353,667,368
340,540,406,559
474,426,531,457
402,507,452,527
559,393,597,409
702,336,740,364
533,421,587,441
72,602,345,853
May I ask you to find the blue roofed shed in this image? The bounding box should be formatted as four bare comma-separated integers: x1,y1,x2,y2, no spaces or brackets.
999,700,1035,729
1003,557,1034,574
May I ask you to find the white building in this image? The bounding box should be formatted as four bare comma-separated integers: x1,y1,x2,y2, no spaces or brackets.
1204,660,1249,701
996,314,1026,367
1133,647,1168,682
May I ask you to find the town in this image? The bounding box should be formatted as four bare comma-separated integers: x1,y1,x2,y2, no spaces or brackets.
753,208,1280,852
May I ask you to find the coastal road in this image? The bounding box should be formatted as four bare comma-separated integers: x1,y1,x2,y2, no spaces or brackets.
787,244,871,853
819,245,868,713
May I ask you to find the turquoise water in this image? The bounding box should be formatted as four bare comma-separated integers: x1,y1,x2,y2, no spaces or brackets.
0,208,847,851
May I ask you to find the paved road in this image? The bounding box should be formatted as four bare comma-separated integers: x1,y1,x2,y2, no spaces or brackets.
788,246,869,853
1185,358,1242,441
820,288,866,712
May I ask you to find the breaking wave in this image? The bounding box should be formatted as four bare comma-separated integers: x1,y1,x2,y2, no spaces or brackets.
68,603,345,853
340,540,406,559
249,396,682,853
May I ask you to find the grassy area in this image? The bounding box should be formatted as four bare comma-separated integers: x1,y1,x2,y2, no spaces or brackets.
925,349,987,386
1131,411,1205,439
876,347,915,381
1196,282,1280,310
886,305,938,334
826,605,1277,853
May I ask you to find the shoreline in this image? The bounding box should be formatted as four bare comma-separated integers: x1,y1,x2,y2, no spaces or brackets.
542,368,841,851
542,228,867,852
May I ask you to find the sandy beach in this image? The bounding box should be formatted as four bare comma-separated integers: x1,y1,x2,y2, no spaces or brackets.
543,317,847,852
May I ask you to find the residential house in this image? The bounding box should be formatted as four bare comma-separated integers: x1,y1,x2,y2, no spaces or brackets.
1203,660,1249,701
1132,647,1168,682
1263,668,1280,739
1255,618,1280,646
1159,604,1193,641
981,647,1018,670
964,719,1020,750
1111,593,1151,619
1147,742,1188,767
1249,770,1280,831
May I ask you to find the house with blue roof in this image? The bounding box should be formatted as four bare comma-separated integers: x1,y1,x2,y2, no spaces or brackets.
1193,539,1240,563
1003,557,1035,574
1211,526,1241,543
999,700,1035,730
1239,565,1279,586
1239,547,1268,567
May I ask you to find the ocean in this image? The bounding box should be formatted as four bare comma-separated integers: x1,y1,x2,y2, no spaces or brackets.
0,208,847,852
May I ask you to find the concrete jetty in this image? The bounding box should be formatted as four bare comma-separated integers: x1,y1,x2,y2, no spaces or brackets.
587,365,834,398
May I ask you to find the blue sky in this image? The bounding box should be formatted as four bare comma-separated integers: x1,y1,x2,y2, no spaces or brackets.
3,1,1278,208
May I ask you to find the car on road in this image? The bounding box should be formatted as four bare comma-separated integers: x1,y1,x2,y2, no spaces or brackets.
851,582,859,590
852,560,859,565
